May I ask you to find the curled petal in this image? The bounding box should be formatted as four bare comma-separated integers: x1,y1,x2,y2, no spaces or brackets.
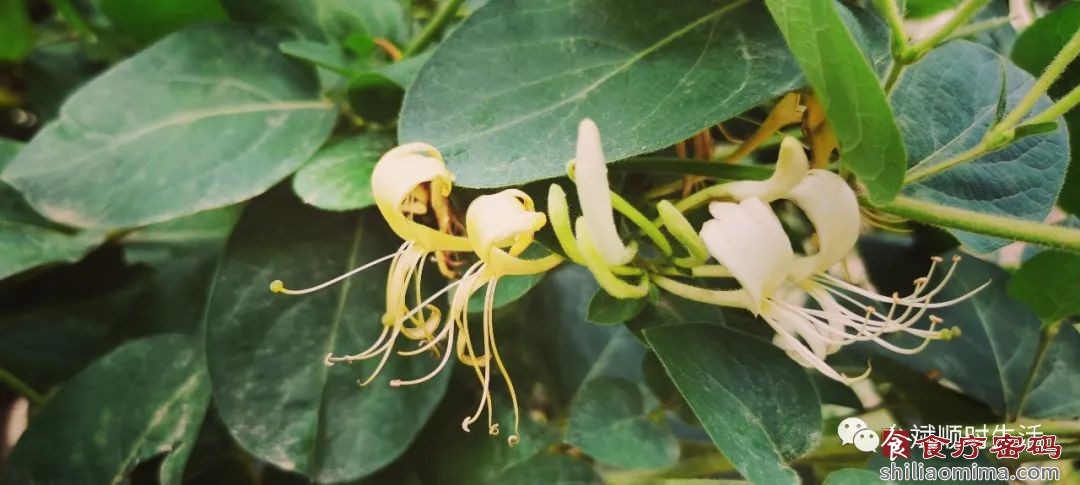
371,144,471,251
724,136,809,202
574,118,634,266
785,170,860,281
700,198,793,313
466,189,563,276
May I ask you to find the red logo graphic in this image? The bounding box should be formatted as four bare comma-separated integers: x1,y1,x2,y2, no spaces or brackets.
881,427,912,460
951,435,987,459
989,434,1025,459
914,434,952,459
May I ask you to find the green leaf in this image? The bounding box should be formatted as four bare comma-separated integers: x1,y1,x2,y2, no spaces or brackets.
223,0,409,45
967,0,1015,55
894,41,1069,252
0,139,104,279
646,324,821,484
865,249,1080,419
1011,1,1080,216
204,189,449,482
1008,250,1080,321
587,288,647,324
904,0,961,19
824,469,884,485
400,0,803,188
1,24,336,230
4,334,210,485
292,133,393,211
765,0,906,204
120,205,242,265
23,43,103,121
280,40,355,74
100,0,228,43
0,0,33,60
567,329,678,469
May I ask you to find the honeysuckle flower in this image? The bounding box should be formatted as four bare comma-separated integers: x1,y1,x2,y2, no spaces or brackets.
387,189,561,446
549,119,675,299
271,142,474,385
657,167,985,384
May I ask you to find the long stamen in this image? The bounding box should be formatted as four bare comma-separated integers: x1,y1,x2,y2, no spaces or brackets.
485,278,521,446
270,249,404,295
398,263,483,356
761,312,871,384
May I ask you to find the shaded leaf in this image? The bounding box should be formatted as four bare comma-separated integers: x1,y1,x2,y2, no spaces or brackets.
0,0,33,61
223,0,409,45
765,0,906,203
2,24,336,230
100,0,228,43
0,139,104,280
904,0,961,19
865,249,1080,419
567,330,678,469
4,334,210,485
646,324,821,484
587,288,647,324
400,0,803,188
894,41,1069,252
205,189,449,482
292,133,394,211
1008,250,1080,321
120,205,242,265
824,469,884,485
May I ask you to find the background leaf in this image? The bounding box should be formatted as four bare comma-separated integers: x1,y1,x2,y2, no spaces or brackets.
646,324,822,484
292,133,393,211
893,41,1069,252
765,0,906,203
1010,1,1080,216
222,0,410,45
864,247,1080,419
1008,250,1080,322
205,189,449,483
400,0,803,188
2,24,336,230
4,334,210,485
0,139,104,279
566,327,678,469
100,0,228,43
0,0,33,61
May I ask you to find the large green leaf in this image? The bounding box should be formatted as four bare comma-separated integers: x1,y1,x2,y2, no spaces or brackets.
400,0,803,188
4,334,210,485
1010,2,1080,215
904,0,961,19
0,139,104,280
1008,250,1080,322
0,0,33,61
1,24,336,230
645,324,821,484
894,41,1069,252
205,189,449,483
865,249,1080,419
223,0,410,45
120,205,242,265
100,0,228,42
567,328,678,469
292,133,394,211
765,0,905,204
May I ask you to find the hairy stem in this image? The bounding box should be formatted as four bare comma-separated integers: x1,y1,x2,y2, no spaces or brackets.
1014,319,1063,421
870,196,1080,253
909,0,989,58
404,0,466,57
0,366,45,406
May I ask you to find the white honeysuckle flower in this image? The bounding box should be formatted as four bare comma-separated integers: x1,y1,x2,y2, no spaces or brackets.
273,142,476,386
695,174,984,384
699,198,793,314
388,189,562,447
723,136,811,202
574,118,636,266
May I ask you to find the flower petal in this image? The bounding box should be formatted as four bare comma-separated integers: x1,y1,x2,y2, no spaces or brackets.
785,169,860,280
723,136,809,202
575,118,634,266
371,144,471,251
699,198,793,313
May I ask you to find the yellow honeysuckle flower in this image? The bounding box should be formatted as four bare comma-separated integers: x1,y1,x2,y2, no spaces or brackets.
388,189,562,446
270,142,473,385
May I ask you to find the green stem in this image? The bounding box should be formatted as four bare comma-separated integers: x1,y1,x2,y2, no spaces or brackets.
903,144,986,184
0,366,45,406
942,16,1012,43
908,0,989,58
873,0,911,60
403,0,466,57
46,0,94,40
996,29,1080,130
883,62,904,92
611,191,674,257
1023,84,1080,126
870,196,1080,252
1014,319,1063,420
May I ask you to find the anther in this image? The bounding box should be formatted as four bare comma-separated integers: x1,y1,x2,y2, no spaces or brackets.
389,379,403,387
914,277,928,286
951,255,961,262
270,280,284,293
324,353,335,367
931,256,943,263
508,435,520,447
462,419,472,432
489,424,500,436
